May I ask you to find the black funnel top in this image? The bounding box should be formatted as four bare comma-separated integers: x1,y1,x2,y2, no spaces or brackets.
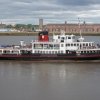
38,31,48,35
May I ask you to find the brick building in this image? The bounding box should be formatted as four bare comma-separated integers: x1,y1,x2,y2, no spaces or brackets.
43,21,100,34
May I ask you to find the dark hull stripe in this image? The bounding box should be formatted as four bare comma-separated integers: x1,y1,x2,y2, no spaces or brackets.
0,54,100,61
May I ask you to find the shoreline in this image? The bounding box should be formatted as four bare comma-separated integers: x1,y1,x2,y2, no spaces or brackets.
0,32,100,36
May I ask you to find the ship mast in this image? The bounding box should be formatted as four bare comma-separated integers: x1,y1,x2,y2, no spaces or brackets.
78,18,84,42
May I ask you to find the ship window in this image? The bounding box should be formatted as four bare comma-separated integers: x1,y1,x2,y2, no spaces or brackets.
49,44,53,49
54,44,59,49
77,44,79,46
49,51,51,54
86,44,88,46
61,37,64,40
74,44,76,46
4,50,10,54
13,51,19,54
58,36,60,39
52,51,54,54
7,51,10,54
44,44,48,49
97,50,100,53
68,37,71,39
95,51,97,53
84,51,86,53
43,51,45,54
71,44,73,46
68,44,70,46
55,51,57,54
61,44,64,47
3,50,6,54
72,36,75,39
83,44,85,46
87,51,89,53
89,43,91,46
58,51,60,53
0,50,2,54
61,40,64,42
61,51,63,53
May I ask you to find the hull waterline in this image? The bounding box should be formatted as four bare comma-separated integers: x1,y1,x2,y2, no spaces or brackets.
0,54,100,62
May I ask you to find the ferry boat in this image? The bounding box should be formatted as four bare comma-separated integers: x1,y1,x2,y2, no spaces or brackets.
0,30,100,61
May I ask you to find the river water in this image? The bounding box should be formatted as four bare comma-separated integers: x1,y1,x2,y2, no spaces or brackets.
0,36,99,45
0,36,100,100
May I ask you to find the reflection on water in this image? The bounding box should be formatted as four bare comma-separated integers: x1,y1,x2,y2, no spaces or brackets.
0,61,100,100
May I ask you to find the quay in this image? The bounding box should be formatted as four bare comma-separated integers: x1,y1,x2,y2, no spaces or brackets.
0,32,100,36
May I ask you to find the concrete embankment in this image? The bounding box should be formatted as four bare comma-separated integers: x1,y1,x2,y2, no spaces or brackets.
0,32,38,36
0,32,100,36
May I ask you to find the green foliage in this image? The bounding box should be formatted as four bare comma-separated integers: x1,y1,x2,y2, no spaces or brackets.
6,24,39,31
6,25,13,28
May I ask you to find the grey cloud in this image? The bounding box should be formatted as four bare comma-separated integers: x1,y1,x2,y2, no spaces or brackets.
0,0,100,24
56,0,100,6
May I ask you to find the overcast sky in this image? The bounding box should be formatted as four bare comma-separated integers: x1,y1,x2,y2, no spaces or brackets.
1,0,100,24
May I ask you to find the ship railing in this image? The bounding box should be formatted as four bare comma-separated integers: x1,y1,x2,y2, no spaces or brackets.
78,48,100,51
0,49,21,55
80,46,98,50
